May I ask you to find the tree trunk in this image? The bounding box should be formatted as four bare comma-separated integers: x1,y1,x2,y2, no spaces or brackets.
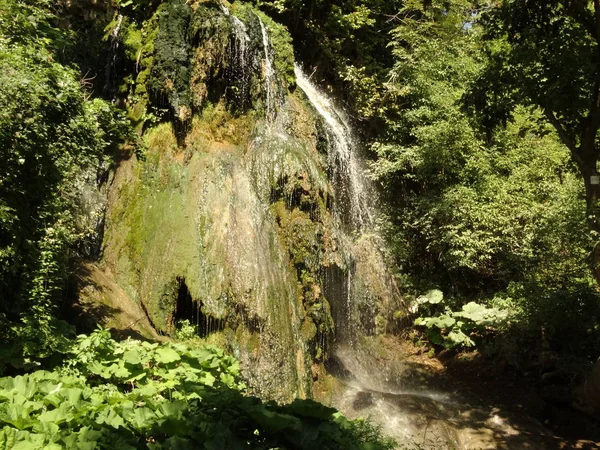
579,159,600,285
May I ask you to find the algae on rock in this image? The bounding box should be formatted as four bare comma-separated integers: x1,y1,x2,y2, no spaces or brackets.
96,0,402,402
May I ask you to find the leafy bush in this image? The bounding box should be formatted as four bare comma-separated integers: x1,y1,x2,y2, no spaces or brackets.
0,329,396,449
173,320,197,342
414,290,509,349
0,0,135,371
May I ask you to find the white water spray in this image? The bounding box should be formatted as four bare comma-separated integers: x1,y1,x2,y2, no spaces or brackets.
294,64,374,231
104,14,123,98
259,18,277,122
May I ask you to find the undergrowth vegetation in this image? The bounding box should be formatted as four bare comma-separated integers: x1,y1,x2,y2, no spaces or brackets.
0,0,133,372
0,328,395,450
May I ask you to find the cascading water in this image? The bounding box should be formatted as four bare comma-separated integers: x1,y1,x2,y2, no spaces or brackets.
259,17,278,122
104,14,123,99
294,65,374,232
221,5,280,122
221,4,252,107
295,64,383,342
294,64,455,447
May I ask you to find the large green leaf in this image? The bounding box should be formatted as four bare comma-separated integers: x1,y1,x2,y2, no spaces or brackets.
155,347,181,365
417,289,444,305
425,315,455,329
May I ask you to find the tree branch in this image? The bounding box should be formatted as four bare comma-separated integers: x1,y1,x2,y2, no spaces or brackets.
544,108,580,156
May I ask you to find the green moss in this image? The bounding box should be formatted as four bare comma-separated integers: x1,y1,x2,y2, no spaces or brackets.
187,101,254,145
121,8,161,132
123,21,143,61
231,3,296,88
301,318,317,341
254,9,295,88
188,4,232,110
127,98,148,131
272,202,320,268
245,331,260,354
147,0,193,123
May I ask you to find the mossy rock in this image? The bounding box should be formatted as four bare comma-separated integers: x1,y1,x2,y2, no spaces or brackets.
147,0,193,123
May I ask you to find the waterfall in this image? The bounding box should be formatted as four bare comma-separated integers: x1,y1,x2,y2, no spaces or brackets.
294,64,374,232
220,4,252,109
294,64,374,343
103,14,123,99
259,18,277,122
221,6,250,69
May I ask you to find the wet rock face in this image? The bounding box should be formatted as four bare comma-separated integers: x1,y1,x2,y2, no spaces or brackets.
147,1,274,135
97,0,402,402
148,0,194,124
104,119,316,401
102,8,339,397
98,1,315,402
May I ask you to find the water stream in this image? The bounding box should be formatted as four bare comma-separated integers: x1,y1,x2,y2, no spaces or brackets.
294,65,374,232
221,4,251,106
259,17,278,122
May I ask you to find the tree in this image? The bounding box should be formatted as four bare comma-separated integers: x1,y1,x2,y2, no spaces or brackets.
0,0,132,368
467,0,600,282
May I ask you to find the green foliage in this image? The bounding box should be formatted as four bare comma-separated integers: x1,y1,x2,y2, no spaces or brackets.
174,320,196,342
0,1,135,370
115,0,159,13
416,290,443,305
371,1,588,289
0,0,70,52
414,291,509,349
467,0,599,137
68,327,244,391
363,0,600,363
0,329,396,449
465,1,600,290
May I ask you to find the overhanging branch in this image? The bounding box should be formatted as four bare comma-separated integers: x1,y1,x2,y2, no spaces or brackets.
544,108,583,162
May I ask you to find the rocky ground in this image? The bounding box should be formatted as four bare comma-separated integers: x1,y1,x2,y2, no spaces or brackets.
316,335,600,449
